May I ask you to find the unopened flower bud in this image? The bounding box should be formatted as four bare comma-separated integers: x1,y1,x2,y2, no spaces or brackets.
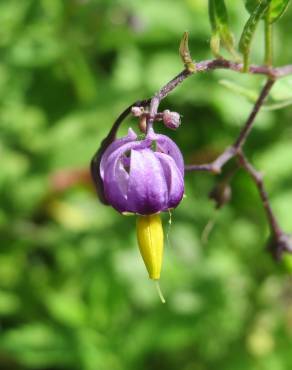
131,106,144,117
163,110,181,130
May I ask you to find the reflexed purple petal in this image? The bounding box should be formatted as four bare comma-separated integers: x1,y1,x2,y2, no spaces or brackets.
102,138,152,213
103,158,128,213
100,128,137,179
155,152,184,209
148,133,184,175
127,149,168,214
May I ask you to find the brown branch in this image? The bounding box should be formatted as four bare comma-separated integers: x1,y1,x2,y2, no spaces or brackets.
234,79,275,149
185,147,236,174
237,151,292,260
237,150,281,238
195,59,292,78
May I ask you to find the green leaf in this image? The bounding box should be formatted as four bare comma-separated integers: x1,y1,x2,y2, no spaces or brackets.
244,0,290,23
239,0,272,71
269,75,292,100
245,0,260,13
263,98,292,110
208,0,237,57
263,73,292,110
208,0,217,32
219,78,292,111
269,0,290,23
219,79,258,102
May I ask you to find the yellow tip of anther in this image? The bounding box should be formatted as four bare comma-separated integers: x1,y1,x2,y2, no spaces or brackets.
154,280,166,304
136,214,164,280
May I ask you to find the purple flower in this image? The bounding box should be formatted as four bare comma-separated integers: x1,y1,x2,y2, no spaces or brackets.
99,129,184,215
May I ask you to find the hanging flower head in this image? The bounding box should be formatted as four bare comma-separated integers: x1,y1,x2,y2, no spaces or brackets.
91,119,185,303
99,128,184,215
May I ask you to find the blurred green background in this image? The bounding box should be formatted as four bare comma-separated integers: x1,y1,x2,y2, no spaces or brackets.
1,1,292,369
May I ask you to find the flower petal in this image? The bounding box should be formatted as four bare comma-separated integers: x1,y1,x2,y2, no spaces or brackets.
103,139,151,213
103,159,128,213
148,133,184,175
100,128,137,180
155,152,184,209
127,149,168,214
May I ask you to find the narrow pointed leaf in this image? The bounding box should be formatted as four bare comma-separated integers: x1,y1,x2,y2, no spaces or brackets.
219,75,292,110
263,98,292,110
239,0,272,71
245,0,260,13
244,0,290,23
214,0,233,51
269,0,290,23
208,0,217,32
219,79,258,102
208,0,236,56
208,0,221,57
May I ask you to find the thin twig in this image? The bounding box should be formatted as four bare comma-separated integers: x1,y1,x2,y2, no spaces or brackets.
234,78,275,149
236,150,292,260
196,59,292,78
237,150,281,238
184,163,215,172
184,147,236,173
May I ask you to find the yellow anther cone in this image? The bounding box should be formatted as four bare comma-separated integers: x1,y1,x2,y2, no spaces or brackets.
136,214,164,280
